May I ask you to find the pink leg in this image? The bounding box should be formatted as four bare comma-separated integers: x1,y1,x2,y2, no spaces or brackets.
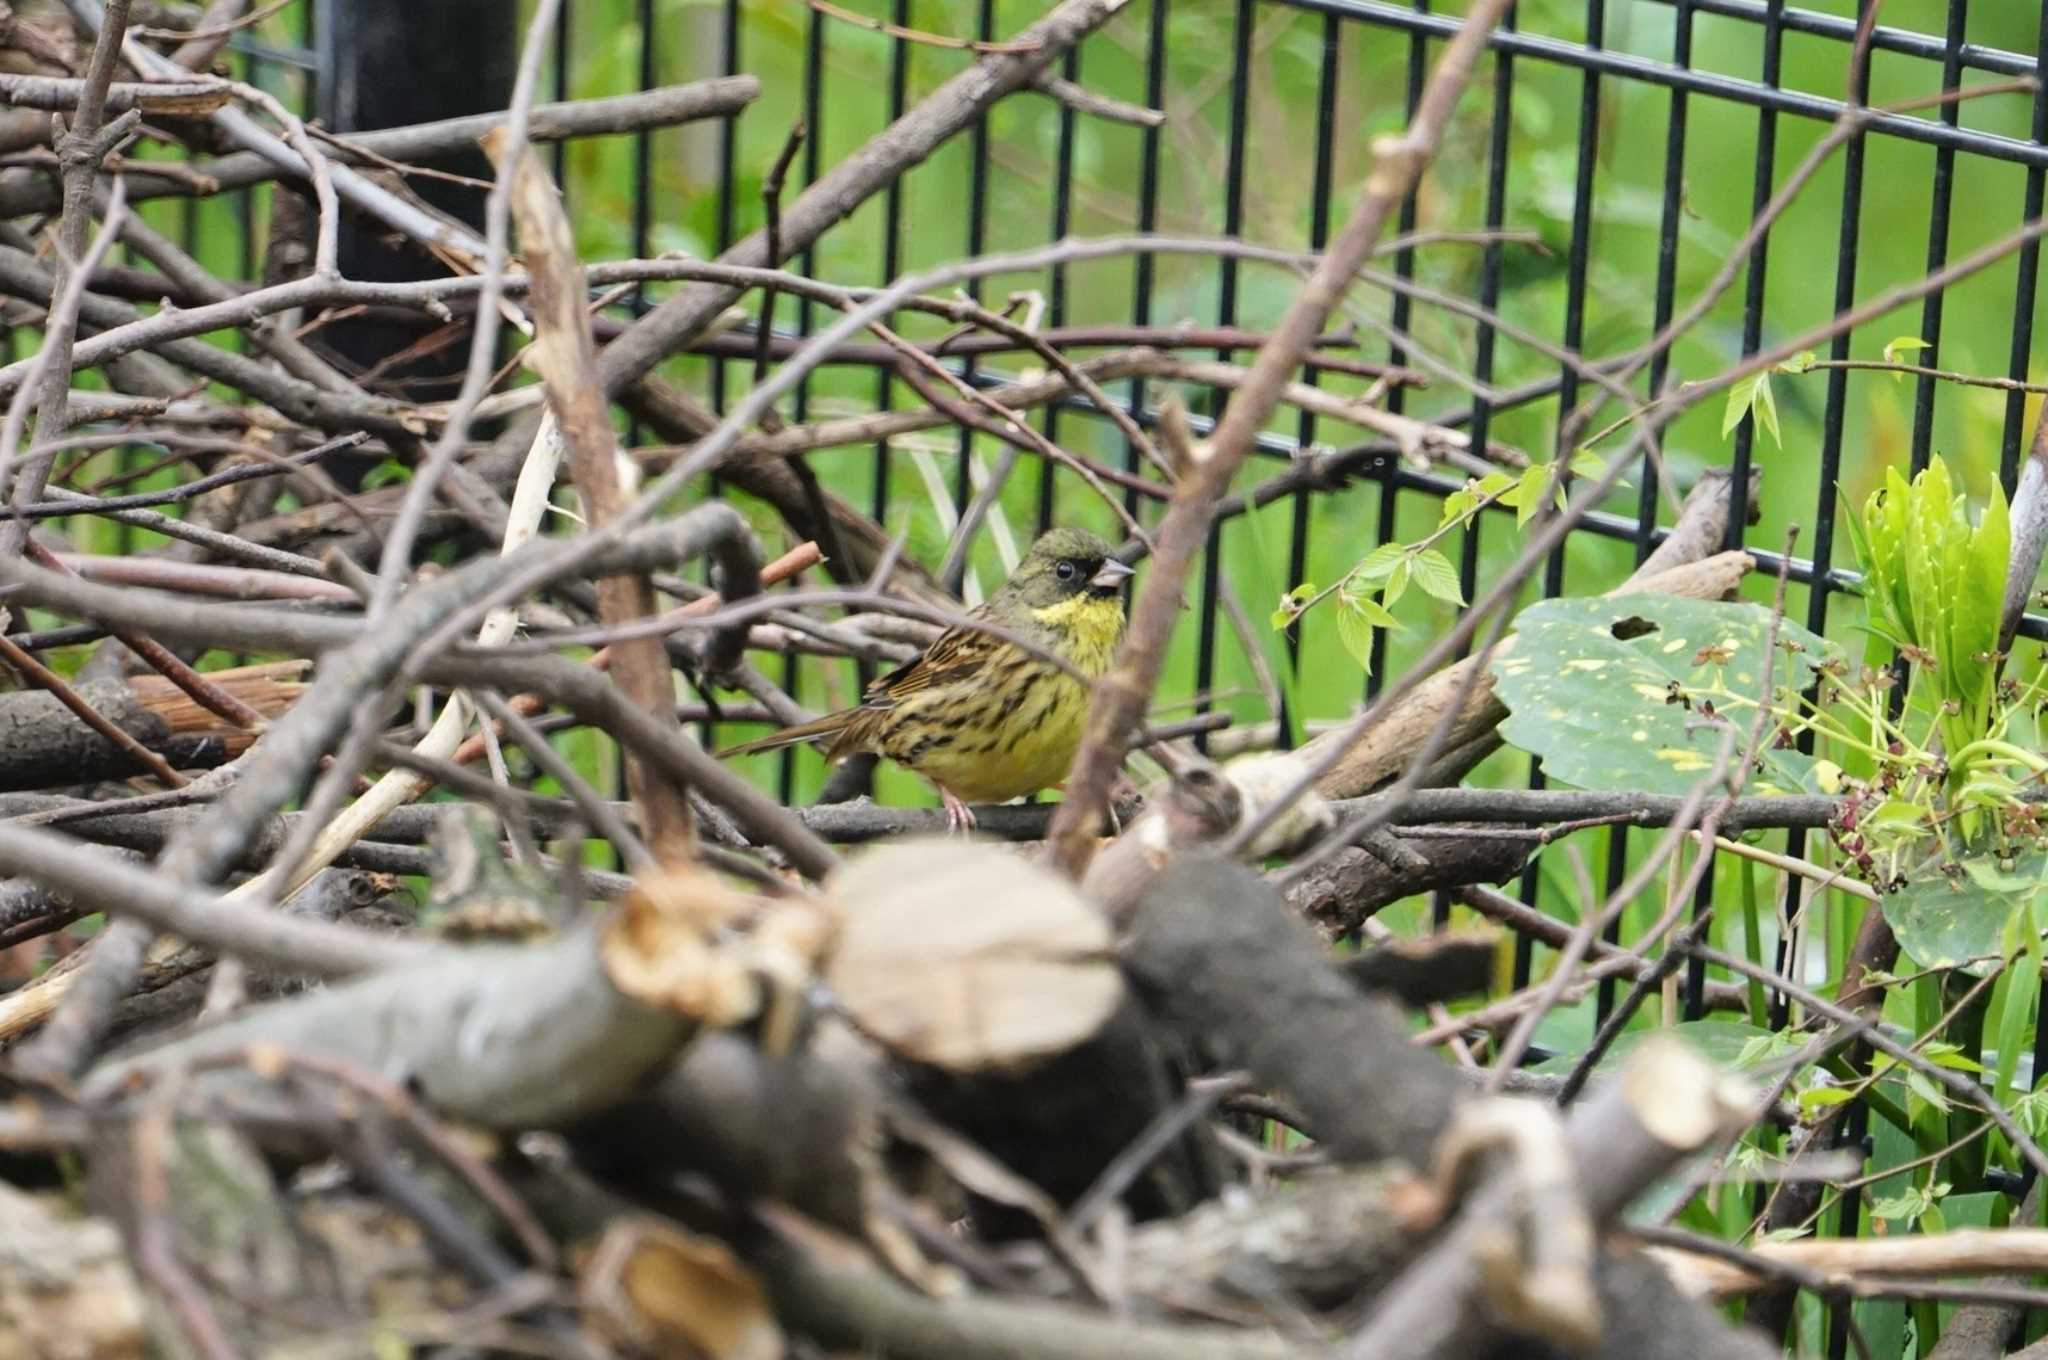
938,784,977,834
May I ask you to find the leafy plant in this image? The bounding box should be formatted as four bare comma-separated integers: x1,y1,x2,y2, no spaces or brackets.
1841,455,2010,792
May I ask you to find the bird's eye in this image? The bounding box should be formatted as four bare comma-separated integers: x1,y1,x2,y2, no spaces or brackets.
1056,560,1077,581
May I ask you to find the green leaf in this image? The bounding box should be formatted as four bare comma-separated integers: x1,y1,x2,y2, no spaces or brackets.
1516,463,1552,527
361,457,413,491
1751,371,1780,446
1885,844,2048,973
1349,592,1399,629
1270,583,1317,631
1569,448,1606,479
1410,548,1465,606
1884,335,1933,377
1904,1067,1952,1114
1529,1018,1779,1079
1382,559,1410,609
1335,599,1376,674
1351,543,1408,583
1920,1041,1985,1073
1438,488,1479,528
1490,595,1838,796
1797,1085,1856,1114
1722,373,1764,439
1777,349,1818,375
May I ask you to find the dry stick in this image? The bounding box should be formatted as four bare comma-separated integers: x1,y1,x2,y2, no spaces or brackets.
78,2,493,268
707,318,1404,381
110,188,366,397
1047,0,1515,876
471,689,653,873
445,540,822,768
0,180,132,531
752,120,807,398
0,0,133,558
0,817,420,977
0,72,228,113
6,431,365,522
0,78,763,219
808,0,1042,53
0,629,185,786
493,132,696,867
21,540,264,730
0,245,420,440
0,511,737,1061
0,247,1351,413
595,0,1131,395
861,312,1150,541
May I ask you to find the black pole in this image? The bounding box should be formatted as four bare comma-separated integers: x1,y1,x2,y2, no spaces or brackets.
311,0,516,478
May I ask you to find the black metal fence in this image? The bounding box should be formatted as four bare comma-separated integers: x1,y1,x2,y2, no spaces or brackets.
187,11,2034,954
187,3,2045,1348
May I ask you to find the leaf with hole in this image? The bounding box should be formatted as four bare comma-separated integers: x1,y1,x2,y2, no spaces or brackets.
1490,594,1837,796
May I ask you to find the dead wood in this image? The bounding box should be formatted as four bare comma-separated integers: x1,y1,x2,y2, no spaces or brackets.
1285,836,1530,940
0,665,298,791
84,924,693,1132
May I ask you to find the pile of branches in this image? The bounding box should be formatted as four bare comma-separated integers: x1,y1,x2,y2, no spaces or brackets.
2,2,2048,1358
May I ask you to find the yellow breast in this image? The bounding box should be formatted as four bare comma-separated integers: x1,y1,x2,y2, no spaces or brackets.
882,592,1122,804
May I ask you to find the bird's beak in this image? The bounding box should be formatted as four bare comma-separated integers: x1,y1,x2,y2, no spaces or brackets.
1089,559,1135,595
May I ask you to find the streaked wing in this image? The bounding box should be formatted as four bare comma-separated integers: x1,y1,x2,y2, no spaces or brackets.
860,615,1007,710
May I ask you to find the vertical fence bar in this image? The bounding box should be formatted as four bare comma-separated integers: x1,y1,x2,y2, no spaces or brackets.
1467,8,1515,954
1193,0,1256,752
2000,8,2048,490
1123,0,1169,524
1370,0,1431,701
1906,0,1971,476
1040,44,1081,535
1684,0,1785,1023
870,2,912,524
1818,18,1883,1358
781,3,832,807
1549,0,1609,1018
1282,13,1343,751
951,0,996,555
1781,13,1873,1041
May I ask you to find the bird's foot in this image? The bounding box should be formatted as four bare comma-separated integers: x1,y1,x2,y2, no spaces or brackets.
940,786,978,834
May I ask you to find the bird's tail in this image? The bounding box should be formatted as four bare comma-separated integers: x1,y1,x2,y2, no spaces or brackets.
716,709,856,760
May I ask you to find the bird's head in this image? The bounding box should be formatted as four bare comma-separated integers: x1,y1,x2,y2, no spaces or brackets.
999,527,1133,610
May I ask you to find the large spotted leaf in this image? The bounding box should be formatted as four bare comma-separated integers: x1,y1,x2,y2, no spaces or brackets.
1885,848,2048,973
1491,594,1838,796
